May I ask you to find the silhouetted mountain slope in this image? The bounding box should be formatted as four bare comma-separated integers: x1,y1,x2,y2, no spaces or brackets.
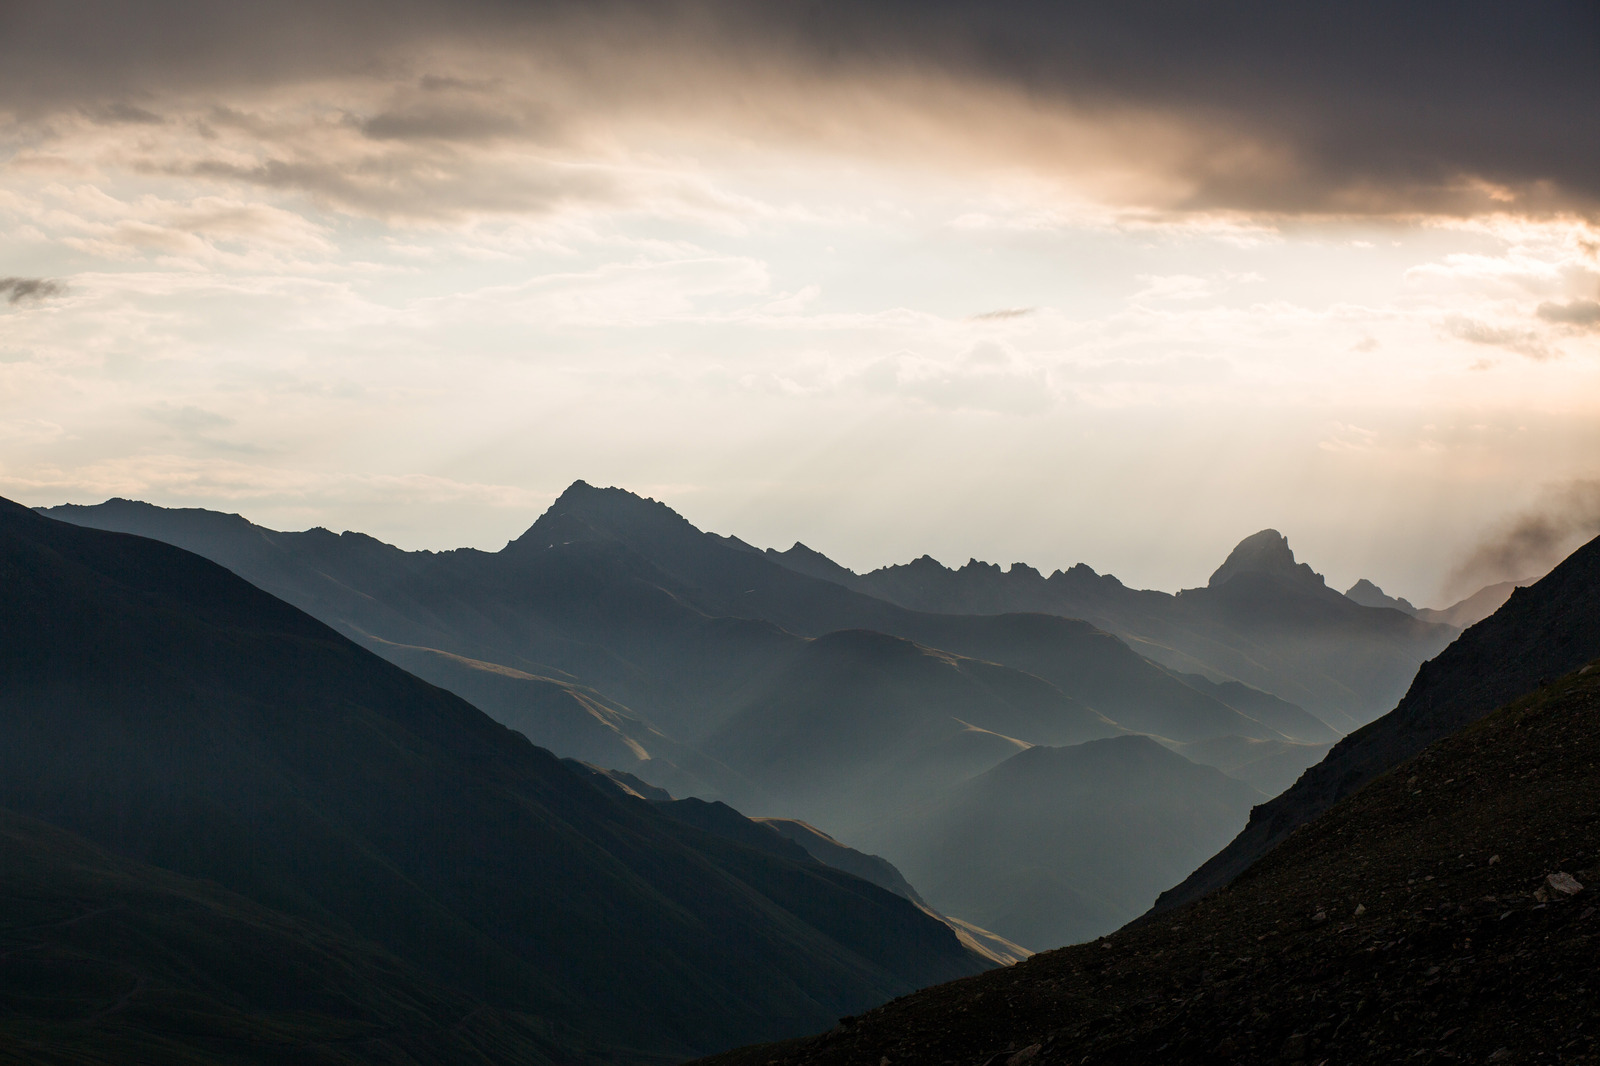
873,736,1262,950
699,658,1600,1066
768,529,1453,730
0,806,572,1065
1152,531,1600,916
1417,579,1524,629
1344,576,1417,612
0,499,989,1063
1345,576,1524,630
755,818,930,908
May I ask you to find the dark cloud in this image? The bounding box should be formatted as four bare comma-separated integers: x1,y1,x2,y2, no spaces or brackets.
84,100,163,124
355,104,542,143
1537,299,1600,330
0,278,67,305
0,1,1594,215
417,74,501,93
1447,480,1600,595
178,153,619,220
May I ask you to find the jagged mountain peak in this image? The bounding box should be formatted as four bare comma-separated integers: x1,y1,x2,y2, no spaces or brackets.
1207,529,1328,592
506,479,695,553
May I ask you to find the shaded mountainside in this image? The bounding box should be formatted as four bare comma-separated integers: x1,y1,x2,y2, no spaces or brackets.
755,818,931,910
699,658,1600,1066
770,528,1455,731
870,736,1262,950
0,499,989,1064
0,807,572,1066
1153,531,1600,916
568,766,1031,969
1159,734,1334,797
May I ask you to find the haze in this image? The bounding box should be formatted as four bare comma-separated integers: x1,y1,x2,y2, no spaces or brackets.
1,1,1596,601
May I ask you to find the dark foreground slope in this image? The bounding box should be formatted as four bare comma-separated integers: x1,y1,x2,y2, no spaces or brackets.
1153,531,1600,915
0,499,987,1064
699,659,1600,1066
0,808,568,1066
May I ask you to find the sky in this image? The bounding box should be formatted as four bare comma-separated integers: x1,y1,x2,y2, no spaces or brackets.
1,1,1597,602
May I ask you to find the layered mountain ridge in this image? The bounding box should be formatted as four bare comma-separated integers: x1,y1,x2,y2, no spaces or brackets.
40,482,1446,947
766,523,1458,731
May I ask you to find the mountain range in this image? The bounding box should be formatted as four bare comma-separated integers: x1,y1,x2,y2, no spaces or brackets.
698,531,1600,1065
0,498,990,1063
771,527,1472,732
40,482,1467,947
13,479,1597,1061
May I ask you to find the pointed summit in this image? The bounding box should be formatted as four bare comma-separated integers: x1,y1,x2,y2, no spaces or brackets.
505,480,697,555
1344,578,1417,614
1207,529,1329,592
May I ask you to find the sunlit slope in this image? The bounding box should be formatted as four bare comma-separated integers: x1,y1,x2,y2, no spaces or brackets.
0,499,989,1063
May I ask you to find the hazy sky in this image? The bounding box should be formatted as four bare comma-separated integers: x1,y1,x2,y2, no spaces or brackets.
2,1,1597,601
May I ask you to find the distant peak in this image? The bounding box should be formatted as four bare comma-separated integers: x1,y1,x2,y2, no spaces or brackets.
1344,578,1417,614
1208,529,1329,591
507,481,689,553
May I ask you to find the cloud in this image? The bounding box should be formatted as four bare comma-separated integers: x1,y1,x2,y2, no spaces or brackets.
0,453,547,512
1441,314,1553,360
851,342,1053,415
1537,298,1600,330
1446,479,1600,595
84,101,163,125
1133,274,1212,301
0,278,67,305
0,1,1592,218
970,307,1034,321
